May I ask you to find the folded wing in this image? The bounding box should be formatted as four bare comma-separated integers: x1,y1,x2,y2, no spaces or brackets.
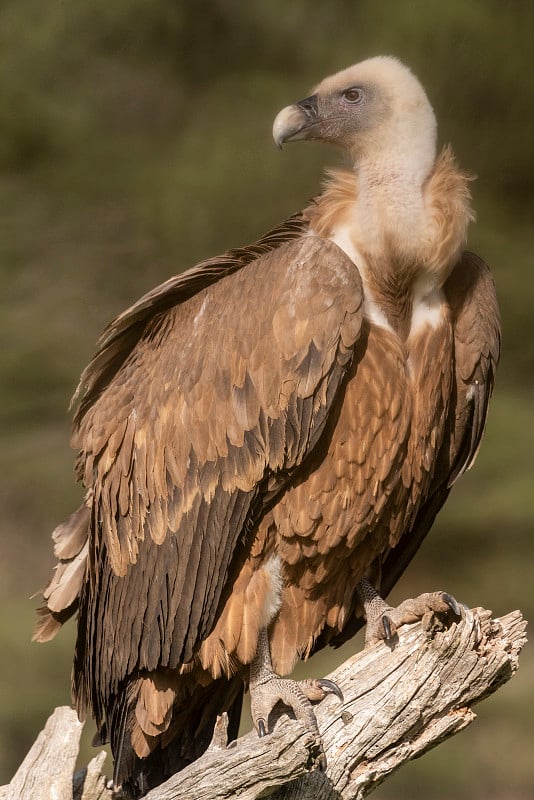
70,235,365,731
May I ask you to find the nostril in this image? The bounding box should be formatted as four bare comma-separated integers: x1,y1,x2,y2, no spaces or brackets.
296,94,318,119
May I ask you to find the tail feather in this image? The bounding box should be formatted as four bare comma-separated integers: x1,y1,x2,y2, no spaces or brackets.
111,686,137,790
111,673,244,797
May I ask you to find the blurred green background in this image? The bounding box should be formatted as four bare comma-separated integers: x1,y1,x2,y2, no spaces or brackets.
1,0,532,796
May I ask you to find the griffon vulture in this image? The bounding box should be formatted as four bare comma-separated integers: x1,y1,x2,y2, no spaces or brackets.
35,56,500,795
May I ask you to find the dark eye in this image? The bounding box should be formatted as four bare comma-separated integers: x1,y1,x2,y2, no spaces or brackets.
342,87,363,104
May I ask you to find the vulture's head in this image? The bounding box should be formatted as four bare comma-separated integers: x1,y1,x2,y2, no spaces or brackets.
273,56,437,169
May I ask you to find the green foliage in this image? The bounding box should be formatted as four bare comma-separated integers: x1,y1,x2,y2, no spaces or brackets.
1,0,532,795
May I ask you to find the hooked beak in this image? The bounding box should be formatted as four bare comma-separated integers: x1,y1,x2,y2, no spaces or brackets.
272,94,319,149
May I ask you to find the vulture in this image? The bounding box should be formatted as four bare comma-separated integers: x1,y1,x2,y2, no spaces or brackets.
35,56,500,796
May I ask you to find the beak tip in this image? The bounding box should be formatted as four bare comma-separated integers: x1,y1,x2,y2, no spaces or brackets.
272,104,307,151
272,94,320,150
272,111,288,150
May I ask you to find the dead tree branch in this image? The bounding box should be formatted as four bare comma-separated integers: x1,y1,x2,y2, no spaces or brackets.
1,607,526,800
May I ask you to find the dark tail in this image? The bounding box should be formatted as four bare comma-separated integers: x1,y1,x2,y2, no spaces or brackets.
111,675,244,797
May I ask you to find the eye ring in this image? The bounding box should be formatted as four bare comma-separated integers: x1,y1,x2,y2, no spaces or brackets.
342,87,364,104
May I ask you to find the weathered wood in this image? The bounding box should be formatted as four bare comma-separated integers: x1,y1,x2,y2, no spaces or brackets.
3,706,83,800
267,608,527,800
1,608,526,800
73,752,110,800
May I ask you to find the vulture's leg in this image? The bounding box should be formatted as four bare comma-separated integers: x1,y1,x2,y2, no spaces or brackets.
357,576,462,648
249,628,343,768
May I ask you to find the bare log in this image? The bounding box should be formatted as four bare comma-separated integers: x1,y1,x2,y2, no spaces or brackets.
0,607,526,800
2,706,83,800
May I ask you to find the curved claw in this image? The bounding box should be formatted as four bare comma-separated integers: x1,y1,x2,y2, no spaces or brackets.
382,614,394,641
443,593,462,617
316,678,344,703
257,718,267,738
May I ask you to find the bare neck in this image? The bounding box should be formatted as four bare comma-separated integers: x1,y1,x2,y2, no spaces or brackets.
352,137,437,264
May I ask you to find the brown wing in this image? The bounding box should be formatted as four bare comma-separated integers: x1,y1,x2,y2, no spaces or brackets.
34,214,306,645
444,251,501,485
72,213,306,423
366,251,500,596
72,235,365,729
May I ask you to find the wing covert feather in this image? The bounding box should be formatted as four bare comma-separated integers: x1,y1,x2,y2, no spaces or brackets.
73,236,364,721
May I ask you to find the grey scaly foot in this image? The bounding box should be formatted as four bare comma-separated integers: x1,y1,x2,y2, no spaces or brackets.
249,628,343,769
357,576,462,648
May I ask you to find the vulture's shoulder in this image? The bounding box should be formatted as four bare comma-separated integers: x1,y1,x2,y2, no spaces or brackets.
72,213,362,426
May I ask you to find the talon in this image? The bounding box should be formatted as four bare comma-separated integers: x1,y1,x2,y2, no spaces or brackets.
316,678,344,703
443,593,462,617
250,629,331,759
382,614,394,641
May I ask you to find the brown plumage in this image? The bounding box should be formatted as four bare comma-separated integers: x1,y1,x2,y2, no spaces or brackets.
35,56,500,795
